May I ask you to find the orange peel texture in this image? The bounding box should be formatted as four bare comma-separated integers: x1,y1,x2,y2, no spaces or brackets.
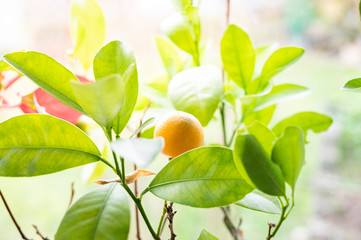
154,111,204,158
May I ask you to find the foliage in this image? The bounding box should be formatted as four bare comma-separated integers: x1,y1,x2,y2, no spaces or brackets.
0,0,333,239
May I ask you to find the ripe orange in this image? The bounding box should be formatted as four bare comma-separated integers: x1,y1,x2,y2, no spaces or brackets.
154,111,204,158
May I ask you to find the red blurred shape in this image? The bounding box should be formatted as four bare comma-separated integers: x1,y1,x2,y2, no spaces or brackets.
23,75,91,124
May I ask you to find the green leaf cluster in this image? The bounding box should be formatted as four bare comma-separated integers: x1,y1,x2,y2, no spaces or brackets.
0,2,336,239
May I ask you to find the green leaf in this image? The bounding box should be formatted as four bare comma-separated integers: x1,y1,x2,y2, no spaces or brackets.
0,114,101,177
342,78,361,92
243,105,276,126
55,183,130,240
155,35,183,77
254,44,278,77
272,126,305,192
149,147,253,208
161,13,196,55
111,137,164,167
93,40,139,135
197,229,219,240
221,24,255,90
272,112,333,139
235,190,281,214
185,6,201,41
70,0,105,70
260,47,304,85
71,71,133,130
247,121,276,156
168,66,223,126
146,75,169,93
140,126,155,139
359,0,361,19
233,134,285,196
3,51,85,114
253,84,310,111
130,117,155,138
0,60,9,72
134,93,150,111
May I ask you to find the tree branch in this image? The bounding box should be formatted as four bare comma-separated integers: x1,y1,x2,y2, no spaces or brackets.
221,207,243,240
32,225,49,240
0,190,31,240
166,202,177,240
67,182,75,209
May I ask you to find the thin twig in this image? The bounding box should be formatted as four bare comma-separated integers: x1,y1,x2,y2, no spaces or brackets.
166,202,177,240
32,225,49,240
134,163,141,240
0,190,31,240
160,213,167,235
267,222,276,239
67,182,75,209
226,0,230,26
221,207,242,240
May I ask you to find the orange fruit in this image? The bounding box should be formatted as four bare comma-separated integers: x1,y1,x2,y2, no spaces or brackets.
154,111,204,158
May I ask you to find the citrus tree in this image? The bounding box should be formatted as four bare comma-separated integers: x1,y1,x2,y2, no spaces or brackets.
0,0,333,239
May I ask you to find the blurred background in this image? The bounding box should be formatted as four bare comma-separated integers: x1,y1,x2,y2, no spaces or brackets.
1,0,361,239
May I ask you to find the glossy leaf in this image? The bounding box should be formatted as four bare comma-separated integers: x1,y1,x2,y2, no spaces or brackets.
221,24,255,90
55,183,130,240
161,13,196,55
253,44,278,77
243,105,276,126
233,134,285,196
111,137,164,167
240,81,273,106
253,84,310,111
93,40,139,135
342,78,361,92
155,35,183,77
70,0,105,70
235,190,281,214
149,147,253,208
0,114,101,177
247,121,276,156
71,72,132,129
272,126,305,191
260,47,304,85
3,51,85,114
197,229,219,240
272,112,333,139
140,126,155,139
168,66,223,126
